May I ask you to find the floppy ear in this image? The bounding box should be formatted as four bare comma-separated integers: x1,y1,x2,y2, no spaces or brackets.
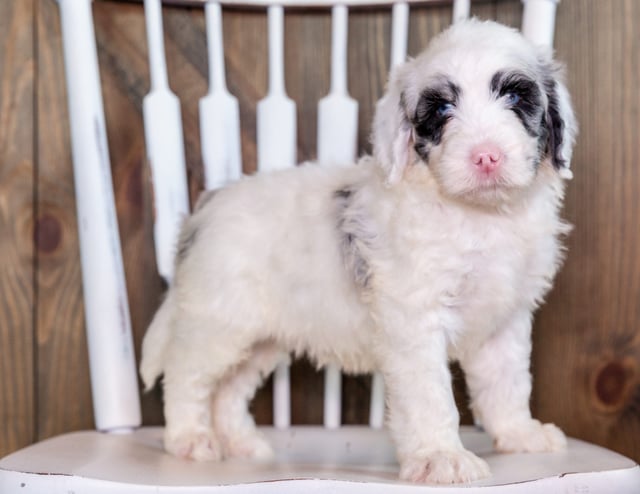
541,59,578,179
372,65,416,186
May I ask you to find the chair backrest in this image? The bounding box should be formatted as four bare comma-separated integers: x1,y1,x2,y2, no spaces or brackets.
55,0,559,434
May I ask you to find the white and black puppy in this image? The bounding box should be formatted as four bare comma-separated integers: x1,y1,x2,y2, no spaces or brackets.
140,19,577,484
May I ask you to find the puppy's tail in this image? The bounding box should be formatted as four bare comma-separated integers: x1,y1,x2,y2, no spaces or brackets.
140,290,174,392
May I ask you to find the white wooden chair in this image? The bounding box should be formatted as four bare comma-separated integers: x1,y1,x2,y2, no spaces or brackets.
1,0,639,492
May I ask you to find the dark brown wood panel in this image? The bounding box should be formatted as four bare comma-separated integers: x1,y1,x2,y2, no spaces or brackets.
0,0,36,457
35,0,95,439
532,0,640,463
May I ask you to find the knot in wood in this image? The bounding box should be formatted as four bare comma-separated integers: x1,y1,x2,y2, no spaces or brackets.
593,360,635,413
35,213,62,254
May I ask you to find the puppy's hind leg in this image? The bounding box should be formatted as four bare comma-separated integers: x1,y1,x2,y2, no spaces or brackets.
212,341,288,460
162,315,252,462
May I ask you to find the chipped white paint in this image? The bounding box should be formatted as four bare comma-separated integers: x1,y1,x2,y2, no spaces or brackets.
56,0,140,432
143,0,191,283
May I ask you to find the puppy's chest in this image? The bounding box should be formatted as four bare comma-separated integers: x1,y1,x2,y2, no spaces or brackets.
452,238,523,314
402,211,545,327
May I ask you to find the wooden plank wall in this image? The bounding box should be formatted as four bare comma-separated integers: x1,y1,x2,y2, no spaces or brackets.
0,0,35,456
0,0,638,465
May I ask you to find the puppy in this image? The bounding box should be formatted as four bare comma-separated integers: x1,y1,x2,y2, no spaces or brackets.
140,19,577,484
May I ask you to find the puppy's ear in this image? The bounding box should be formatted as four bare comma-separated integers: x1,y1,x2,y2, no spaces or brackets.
541,57,578,179
372,65,415,186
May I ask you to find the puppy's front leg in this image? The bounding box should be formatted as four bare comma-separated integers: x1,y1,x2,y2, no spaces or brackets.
379,314,489,484
460,310,566,453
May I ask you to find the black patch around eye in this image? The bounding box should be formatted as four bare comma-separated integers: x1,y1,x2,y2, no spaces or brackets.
491,71,544,138
543,77,566,169
409,79,461,160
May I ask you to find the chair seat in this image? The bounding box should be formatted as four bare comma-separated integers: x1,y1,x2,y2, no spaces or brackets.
1,425,638,493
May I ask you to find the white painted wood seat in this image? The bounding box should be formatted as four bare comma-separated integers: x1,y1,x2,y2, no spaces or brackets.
1,0,639,492
2,426,639,492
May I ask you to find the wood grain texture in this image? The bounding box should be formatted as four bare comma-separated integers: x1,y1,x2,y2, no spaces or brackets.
2,0,639,466
0,0,36,457
532,0,640,463
34,0,95,439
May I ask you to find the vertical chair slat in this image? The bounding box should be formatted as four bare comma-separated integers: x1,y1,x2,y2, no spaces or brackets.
200,2,243,190
521,0,559,46
258,4,297,428
257,5,297,173
267,5,286,95
329,5,349,96
369,373,385,428
369,2,409,429
145,0,169,90
56,0,141,432
323,365,342,428
205,2,227,91
142,0,191,283
452,0,470,23
318,4,359,429
318,5,358,166
273,361,291,428
390,2,409,68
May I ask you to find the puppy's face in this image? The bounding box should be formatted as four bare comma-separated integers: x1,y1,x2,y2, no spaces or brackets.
374,20,577,206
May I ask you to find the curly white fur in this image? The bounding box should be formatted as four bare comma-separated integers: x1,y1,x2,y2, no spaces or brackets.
140,19,577,484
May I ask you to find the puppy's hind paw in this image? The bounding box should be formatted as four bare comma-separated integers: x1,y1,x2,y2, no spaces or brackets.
399,448,490,484
494,420,567,453
165,428,223,461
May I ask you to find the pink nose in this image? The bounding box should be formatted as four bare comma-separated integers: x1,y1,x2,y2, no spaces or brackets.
470,143,503,174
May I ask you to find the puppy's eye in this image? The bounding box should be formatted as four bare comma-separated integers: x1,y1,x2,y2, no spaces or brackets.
436,102,454,117
504,92,520,106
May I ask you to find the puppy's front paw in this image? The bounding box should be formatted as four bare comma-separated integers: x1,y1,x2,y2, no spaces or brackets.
165,428,223,461
222,432,275,461
494,420,567,453
399,448,490,484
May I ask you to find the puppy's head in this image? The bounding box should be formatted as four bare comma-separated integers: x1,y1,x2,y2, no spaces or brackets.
373,19,577,206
